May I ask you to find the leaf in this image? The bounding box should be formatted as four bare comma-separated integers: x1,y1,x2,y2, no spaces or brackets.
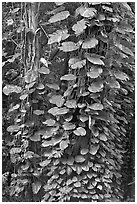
33,110,44,115
90,145,99,155
40,58,49,67
79,115,88,122
99,133,107,141
39,159,51,167
115,43,134,56
64,100,77,108
32,181,42,194
55,2,65,6
75,155,85,163
89,103,104,110
72,19,87,35
42,140,53,147
11,8,20,13
42,119,56,126
49,95,65,107
60,74,76,81
38,67,50,74
102,5,113,12
59,41,79,52
63,122,76,130
20,93,28,100
80,148,89,155
30,132,41,142
7,18,14,26
7,125,20,133
85,53,104,65
73,127,86,136
88,81,104,93
60,140,69,150
10,147,21,154
46,83,60,90
69,58,86,69
87,67,103,78
82,38,98,49
67,157,74,165
25,70,38,83
48,11,70,23
76,6,97,18
74,181,81,187
107,78,120,89
114,71,129,81
48,29,70,44
9,104,20,112
3,85,22,95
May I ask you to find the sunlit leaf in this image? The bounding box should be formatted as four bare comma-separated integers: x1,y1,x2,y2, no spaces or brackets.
74,181,81,187
72,19,87,35
42,119,56,126
11,8,20,13
48,29,70,44
69,58,86,69
10,147,21,154
88,103,104,110
25,70,38,83
79,115,88,122
40,58,49,67
3,85,22,95
102,5,113,12
33,110,44,115
99,133,107,141
76,6,97,18
39,159,51,167
88,81,104,93
82,38,98,49
60,74,76,80
90,145,99,155
75,155,85,163
59,41,79,52
38,67,50,74
73,127,86,136
7,18,14,26
7,125,20,133
48,11,70,23
60,140,69,150
37,83,45,90
55,2,65,6
46,83,60,90
64,100,77,108
20,93,28,100
87,67,103,78
42,140,53,147
63,122,76,130
32,181,42,194
49,95,65,107
9,104,20,112
80,148,89,155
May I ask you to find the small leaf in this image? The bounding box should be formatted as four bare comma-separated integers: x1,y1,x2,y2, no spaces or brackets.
74,181,81,187
63,122,76,130
25,70,38,83
60,74,76,81
90,145,99,155
82,38,98,49
32,181,42,194
64,100,77,108
88,81,104,93
38,67,50,74
3,85,22,95
49,11,70,23
97,185,102,190
75,155,85,163
85,53,104,65
80,148,89,155
42,119,56,126
60,140,69,150
39,159,51,167
33,110,44,115
73,127,86,136
7,125,20,133
40,58,48,67
99,133,107,141
49,95,65,107
20,93,28,100
30,133,41,142
59,41,79,52
69,58,86,69
9,104,20,112
46,83,60,90
76,6,97,18
11,8,20,13
87,67,103,78
37,83,45,90
7,18,14,26
89,103,104,110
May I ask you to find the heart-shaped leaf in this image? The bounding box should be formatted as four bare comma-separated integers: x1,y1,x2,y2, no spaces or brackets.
48,11,70,23
73,127,86,136
60,74,76,80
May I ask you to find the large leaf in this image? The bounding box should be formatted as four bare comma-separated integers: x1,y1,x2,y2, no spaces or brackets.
82,38,98,49
59,41,79,52
3,85,22,95
87,67,103,78
48,11,70,23
73,127,86,136
49,95,65,107
72,19,87,35
60,74,76,81
32,181,42,194
48,29,70,44
88,103,104,111
115,42,134,56
113,71,129,81
88,81,104,93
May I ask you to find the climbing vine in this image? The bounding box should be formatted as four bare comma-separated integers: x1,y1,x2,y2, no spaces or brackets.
2,2,135,202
